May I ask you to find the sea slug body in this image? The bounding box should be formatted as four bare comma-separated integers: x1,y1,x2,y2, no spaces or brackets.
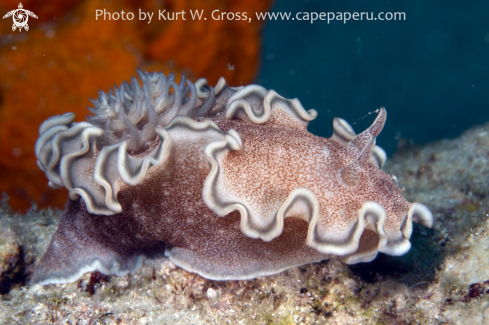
31,70,433,285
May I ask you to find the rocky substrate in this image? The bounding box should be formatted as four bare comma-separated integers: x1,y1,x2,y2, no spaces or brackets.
1,122,489,325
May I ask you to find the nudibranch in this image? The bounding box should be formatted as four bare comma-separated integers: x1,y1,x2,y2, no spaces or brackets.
31,70,433,285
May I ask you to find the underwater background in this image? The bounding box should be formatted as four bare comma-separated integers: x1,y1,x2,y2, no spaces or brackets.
0,0,488,210
258,0,489,155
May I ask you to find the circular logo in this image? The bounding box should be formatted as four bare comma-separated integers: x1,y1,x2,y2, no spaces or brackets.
2,3,38,32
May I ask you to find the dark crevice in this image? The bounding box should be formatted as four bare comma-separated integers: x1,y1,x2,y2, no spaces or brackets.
0,246,30,295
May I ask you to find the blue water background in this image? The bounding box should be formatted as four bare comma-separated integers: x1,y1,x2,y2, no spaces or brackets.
258,0,489,155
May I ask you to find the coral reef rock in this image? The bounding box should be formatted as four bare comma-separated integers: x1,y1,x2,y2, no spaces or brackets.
0,121,488,324
0,0,272,211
